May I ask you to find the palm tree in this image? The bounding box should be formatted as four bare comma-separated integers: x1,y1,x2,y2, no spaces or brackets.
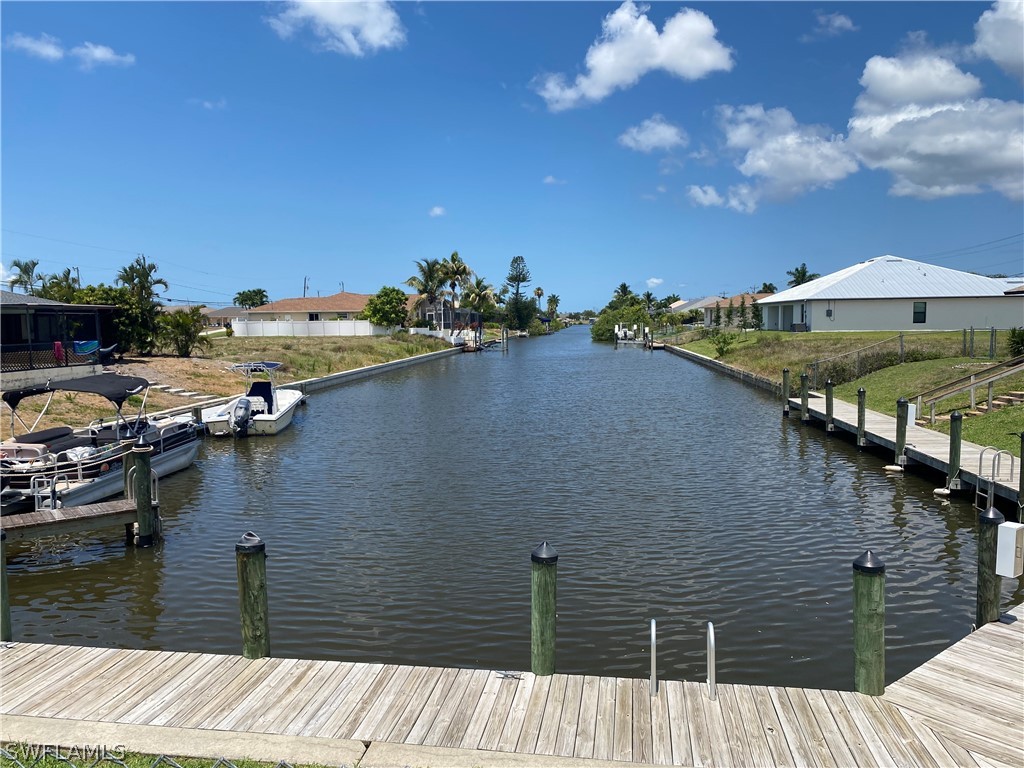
405,258,445,328
462,277,497,314
641,291,656,313
9,259,42,295
534,286,544,310
786,263,820,287
614,282,632,301
116,254,169,354
442,251,473,329
546,293,560,319
39,268,78,303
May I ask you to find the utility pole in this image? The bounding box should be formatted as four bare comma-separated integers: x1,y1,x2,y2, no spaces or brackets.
73,266,81,288
303,276,309,298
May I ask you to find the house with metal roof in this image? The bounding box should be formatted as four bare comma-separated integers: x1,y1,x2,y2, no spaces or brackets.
670,295,727,314
757,257,1024,332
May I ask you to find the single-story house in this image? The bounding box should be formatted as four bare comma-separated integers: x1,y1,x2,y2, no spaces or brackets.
0,290,115,386
703,292,773,328
201,306,247,327
244,292,382,322
671,296,727,314
757,256,1024,332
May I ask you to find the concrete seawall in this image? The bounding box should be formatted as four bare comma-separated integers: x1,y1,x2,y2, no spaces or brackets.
664,344,782,396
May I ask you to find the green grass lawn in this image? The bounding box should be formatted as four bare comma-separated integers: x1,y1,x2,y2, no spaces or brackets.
0,751,331,768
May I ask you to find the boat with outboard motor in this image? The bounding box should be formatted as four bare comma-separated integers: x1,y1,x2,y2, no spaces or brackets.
200,362,304,437
0,374,201,513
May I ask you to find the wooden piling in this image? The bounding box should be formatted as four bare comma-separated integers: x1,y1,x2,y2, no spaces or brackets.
976,507,1004,627
1018,432,1023,514
1,530,11,642
947,412,963,491
132,445,155,547
122,441,137,495
800,373,809,422
236,532,270,659
825,379,835,432
857,388,867,447
531,541,558,676
894,398,908,467
853,550,885,696
782,368,791,416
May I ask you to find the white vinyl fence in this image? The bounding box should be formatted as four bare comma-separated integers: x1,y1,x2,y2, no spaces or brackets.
231,319,389,337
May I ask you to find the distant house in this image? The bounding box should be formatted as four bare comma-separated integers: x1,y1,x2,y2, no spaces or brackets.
231,291,421,338
671,296,727,315
703,293,772,328
757,256,1024,332
201,306,247,327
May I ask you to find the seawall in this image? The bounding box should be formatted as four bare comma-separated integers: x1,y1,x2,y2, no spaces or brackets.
664,344,782,396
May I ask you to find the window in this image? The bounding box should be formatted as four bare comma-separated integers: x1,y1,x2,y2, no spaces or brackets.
308,313,320,321
913,302,927,324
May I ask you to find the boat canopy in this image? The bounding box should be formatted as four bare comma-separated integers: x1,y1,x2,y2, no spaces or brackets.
229,362,282,374
1,374,149,411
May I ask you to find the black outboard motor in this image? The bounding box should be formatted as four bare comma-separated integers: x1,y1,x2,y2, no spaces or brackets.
230,397,253,437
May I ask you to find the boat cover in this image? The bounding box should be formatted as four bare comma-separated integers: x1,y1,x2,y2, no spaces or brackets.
230,362,282,373
1,374,149,411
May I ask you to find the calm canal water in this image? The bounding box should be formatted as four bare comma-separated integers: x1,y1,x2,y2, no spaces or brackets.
8,325,1023,689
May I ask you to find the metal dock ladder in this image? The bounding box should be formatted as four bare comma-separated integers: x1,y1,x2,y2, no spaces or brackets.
975,447,1015,511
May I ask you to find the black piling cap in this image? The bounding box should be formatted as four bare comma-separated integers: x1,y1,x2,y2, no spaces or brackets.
950,410,962,422
236,531,266,554
531,541,558,564
897,397,908,405
979,507,1005,526
853,550,885,574
858,388,865,394
783,367,789,373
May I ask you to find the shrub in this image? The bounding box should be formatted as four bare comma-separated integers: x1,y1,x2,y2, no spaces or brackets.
712,333,736,357
1009,328,1024,356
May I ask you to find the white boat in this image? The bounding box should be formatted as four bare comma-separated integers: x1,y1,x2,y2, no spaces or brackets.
1,374,200,513
200,362,304,437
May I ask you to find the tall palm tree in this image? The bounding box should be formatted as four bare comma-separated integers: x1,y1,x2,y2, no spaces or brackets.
39,268,78,303
442,251,472,329
405,258,445,328
9,259,42,295
786,263,820,287
116,254,169,354
534,286,544,310
546,293,560,319
641,291,656,313
613,282,632,301
462,276,497,314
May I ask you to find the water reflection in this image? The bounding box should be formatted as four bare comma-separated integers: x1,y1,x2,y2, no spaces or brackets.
6,326,1022,688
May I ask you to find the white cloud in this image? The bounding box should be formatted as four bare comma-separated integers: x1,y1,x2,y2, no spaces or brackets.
70,42,135,70
646,277,663,289
267,0,405,58
849,53,1024,200
656,185,667,193
725,184,758,213
533,0,733,111
618,114,688,153
5,32,64,61
428,206,446,217
190,97,227,111
718,104,858,200
543,175,567,185
801,11,858,42
971,0,1023,81
686,185,724,207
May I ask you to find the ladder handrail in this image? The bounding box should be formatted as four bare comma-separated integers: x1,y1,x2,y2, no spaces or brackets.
706,621,717,701
914,355,1024,406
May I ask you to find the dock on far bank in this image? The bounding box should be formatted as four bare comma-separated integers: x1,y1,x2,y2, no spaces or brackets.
0,603,1020,767
789,393,1021,505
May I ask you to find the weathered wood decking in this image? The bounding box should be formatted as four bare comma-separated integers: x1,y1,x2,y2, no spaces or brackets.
1,604,1020,766
1,499,138,542
790,395,1021,504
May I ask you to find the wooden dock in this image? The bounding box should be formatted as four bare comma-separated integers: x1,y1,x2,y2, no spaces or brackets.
1,604,1020,766
1,499,138,542
790,394,1021,504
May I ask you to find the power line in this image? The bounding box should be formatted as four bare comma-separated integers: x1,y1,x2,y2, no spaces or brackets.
2,228,137,254
908,232,1023,261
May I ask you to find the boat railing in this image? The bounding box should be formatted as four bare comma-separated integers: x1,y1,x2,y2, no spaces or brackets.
31,473,70,511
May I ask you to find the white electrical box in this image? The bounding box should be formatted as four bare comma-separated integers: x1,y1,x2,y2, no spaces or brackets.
995,522,1024,578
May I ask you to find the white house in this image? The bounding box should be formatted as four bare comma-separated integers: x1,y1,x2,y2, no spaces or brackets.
671,295,727,314
757,256,1024,332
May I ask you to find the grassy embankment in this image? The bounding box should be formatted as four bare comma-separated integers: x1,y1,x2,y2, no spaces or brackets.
675,330,1022,456
1,334,451,440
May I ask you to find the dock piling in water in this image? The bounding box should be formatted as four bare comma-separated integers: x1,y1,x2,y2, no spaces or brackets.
856,388,867,447
825,379,835,432
853,550,885,696
947,412,963,491
132,445,155,547
236,532,270,659
894,398,909,468
800,373,809,422
1,530,11,642
976,508,1004,628
782,368,790,417
531,541,558,676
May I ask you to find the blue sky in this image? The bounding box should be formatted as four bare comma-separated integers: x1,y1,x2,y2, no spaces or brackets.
2,1,1022,311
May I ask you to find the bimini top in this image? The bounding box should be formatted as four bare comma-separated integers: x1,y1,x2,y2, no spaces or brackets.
1,374,149,411
229,362,282,374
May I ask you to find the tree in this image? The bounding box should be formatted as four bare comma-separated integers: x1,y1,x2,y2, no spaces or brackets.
738,295,749,330
546,293,560,319
786,263,820,287
405,258,445,328
713,302,722,328
641,291,657,314
159,306,211,357
534,286,544,310
463,277,499,321
759,282,777,293
234,288,269,309
614,283,632,301
361,286,409,328
442,251,472,329
751,301,764,331
116,254,169,355
661,293,681,310
38,268,78,303
504,256,534,330
9,259,42,295
725,299,735,327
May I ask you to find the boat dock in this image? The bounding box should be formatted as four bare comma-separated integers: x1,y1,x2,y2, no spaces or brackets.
1,603,1020,767
789,394,1021,504
0,499,137,542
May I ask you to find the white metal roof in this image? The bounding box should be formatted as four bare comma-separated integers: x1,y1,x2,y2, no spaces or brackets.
757,257,1020,303
672,295,727,312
